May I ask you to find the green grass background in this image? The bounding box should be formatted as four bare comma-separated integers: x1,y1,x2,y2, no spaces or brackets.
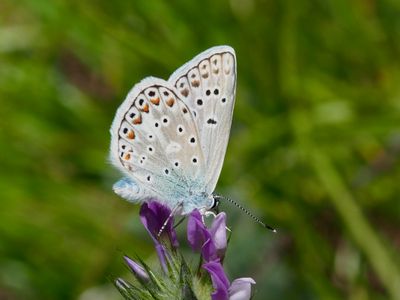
1,0,400,299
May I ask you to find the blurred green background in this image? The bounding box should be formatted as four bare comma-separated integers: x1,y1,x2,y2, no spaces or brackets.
1,0,400,299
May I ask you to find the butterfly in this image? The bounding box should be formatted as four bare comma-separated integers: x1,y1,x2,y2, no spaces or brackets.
110,46,236,215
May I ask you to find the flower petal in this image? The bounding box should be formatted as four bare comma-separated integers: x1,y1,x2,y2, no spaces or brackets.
228,278,256,300
115,278,130,291
210,212,227,259
203,261,230,300
202,238,218,262
187,209,210,252
155,243,169,273
139,201,179,247
123,256,149,281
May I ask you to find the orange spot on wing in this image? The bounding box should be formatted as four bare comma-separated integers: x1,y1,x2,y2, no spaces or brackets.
181,89,189,97
150,97,160,105
141,103,149,113
124,153,131,160
132,116,142,124
166,98,175,107
127,130,135,139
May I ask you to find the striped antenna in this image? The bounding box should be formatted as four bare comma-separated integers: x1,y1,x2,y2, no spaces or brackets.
213,195,277,233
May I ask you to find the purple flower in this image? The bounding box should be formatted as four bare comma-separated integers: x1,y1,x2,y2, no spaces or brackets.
139,201,179,272
209,212,227,261
187,210,227,262
187,210,209,252
116,202,257,300
139,201,179,248
155,243,169,273
124,256,149,281
189,211,255,300
202,237,218,262
204,261,256,300
203,261,230,300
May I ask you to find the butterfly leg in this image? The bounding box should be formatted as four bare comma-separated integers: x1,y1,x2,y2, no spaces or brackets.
173,217,186,229
204,210,217,219
203,210,231,232
199,208,215,225
158,202,183,237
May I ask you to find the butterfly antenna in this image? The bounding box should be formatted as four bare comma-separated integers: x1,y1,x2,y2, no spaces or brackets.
214,195,277,233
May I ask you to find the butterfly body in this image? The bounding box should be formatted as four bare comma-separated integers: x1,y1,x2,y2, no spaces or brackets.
110,46,236,215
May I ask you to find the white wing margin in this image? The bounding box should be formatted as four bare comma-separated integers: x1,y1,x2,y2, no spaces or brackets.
168,46,236,194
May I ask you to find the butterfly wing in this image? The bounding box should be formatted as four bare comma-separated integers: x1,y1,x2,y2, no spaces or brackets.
168,46,236,194
110,77,206,209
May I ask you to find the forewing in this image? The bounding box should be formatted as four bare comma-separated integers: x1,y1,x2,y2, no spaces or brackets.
110,77,206,207
168,46,236,193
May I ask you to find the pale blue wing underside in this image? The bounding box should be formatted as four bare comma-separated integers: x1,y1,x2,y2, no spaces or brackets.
110,77,209,211
113,177,152,203
110,46,236,213
169,46,236,194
